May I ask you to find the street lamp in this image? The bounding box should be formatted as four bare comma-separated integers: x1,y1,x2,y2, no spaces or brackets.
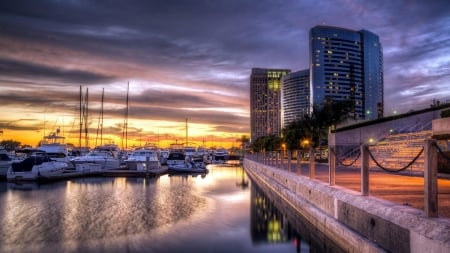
281,143,286,159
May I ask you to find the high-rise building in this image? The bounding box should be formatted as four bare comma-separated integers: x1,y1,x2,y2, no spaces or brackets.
309,25,384,120
281,69,310,128
250,68,291,141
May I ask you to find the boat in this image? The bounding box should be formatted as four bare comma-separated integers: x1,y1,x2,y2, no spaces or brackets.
212,148,229,163
124,148,161,171
0,146,12,178
159,149,169,165
6,152,68,181
167,155,208,174
166,151,186,168
37,131,74,169
70,149,121,170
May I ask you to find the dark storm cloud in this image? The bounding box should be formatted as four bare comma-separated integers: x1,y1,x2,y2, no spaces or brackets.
0,0,449,138
0,58,116,84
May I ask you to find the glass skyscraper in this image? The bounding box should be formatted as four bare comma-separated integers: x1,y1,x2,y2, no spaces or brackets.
281,69,310,128
309,26,383,120
250,68,291,141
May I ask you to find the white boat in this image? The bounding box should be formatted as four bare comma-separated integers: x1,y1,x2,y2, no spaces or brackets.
124,148,161,171
183,146,197,158
0,146,12,177
7,153,68,181
37,131,73,169
168,162,207,174
70,149,121,170
166,151,186,168
212,148,229,163
159,149,169,165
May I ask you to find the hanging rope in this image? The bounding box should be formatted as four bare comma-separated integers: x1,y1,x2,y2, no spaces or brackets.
331,147,360,167
433,142,450,162
366,146,424,172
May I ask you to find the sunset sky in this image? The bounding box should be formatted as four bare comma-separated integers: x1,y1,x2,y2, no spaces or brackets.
1,0,449,149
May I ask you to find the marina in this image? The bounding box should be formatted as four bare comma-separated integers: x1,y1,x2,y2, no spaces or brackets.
0,164,329,253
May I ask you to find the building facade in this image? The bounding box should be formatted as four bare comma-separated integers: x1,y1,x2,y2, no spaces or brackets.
309,26,383,120
281,69,310,128
250,68,291,141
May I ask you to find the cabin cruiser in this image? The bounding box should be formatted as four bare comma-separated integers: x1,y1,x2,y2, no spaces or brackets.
0,146,12,177
37,132,73,169
167,155,208,174
159,149,169,165
124,148,161,171
70,149,120,170
212,148,229,163
183,146,197,158
7,152,68,181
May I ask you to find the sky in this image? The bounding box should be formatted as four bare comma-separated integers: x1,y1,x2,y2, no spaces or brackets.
0,0,449,148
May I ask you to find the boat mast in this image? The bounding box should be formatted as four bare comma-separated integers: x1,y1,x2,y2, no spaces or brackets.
79,86,82,148
95,88,105,146
185,118,188,145
84,87,89,148
122,82,129,150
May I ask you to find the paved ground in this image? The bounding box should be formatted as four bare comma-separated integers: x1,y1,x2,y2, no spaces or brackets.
250,158,450,218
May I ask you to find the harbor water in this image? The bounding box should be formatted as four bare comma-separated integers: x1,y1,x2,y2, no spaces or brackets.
0,165,342,253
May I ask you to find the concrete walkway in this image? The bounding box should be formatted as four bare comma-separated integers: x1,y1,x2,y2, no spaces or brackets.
251,159,450,218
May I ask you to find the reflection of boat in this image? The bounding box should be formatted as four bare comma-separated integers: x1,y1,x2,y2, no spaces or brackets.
124,148,161,171
0,146,12,177
7,153,68,181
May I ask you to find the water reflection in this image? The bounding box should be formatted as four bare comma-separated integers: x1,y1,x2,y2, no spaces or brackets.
0,165,342,253
250,176,346,253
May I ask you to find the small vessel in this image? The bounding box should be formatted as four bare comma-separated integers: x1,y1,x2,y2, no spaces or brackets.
7,152,68,181
124,148,161,171
159,149,169,165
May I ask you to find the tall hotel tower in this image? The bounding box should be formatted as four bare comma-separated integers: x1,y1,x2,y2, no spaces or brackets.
281,69,310,128
250,68,291,141
309,26,384,120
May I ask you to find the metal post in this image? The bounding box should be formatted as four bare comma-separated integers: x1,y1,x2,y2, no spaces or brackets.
424,139,438,217
297,150,301,175
361,144,369,196
288,151,291,172
309,146,315,179
329,146,336,186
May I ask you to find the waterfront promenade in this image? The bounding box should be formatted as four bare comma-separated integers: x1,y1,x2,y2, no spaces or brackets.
244,157,450,253
245,155,450,218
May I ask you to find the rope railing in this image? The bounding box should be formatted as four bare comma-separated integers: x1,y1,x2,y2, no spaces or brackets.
432,142,450,162
366,146,424,172
331,148,361,167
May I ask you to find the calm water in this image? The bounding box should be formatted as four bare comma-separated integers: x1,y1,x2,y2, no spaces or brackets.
0,165,341,253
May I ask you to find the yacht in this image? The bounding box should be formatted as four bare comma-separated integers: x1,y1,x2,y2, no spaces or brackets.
166,151,186,168
159,149,170,165
0,146,12,177
7,152,68,181
213,148,229,163
124,148,161,171
37,132,73,169
70,149,121,170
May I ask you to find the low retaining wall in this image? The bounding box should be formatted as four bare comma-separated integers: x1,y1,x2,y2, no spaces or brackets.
244,159,450,253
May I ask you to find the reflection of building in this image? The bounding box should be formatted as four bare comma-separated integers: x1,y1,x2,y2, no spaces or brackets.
310,25,384,120
281,69,310,128
250,68,291,141
250,183,290,243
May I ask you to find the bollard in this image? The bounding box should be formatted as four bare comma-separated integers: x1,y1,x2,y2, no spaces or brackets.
309,146,315,179
297,150,301,175
424,139,438,217
329,146,336,186
361,144,369,196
